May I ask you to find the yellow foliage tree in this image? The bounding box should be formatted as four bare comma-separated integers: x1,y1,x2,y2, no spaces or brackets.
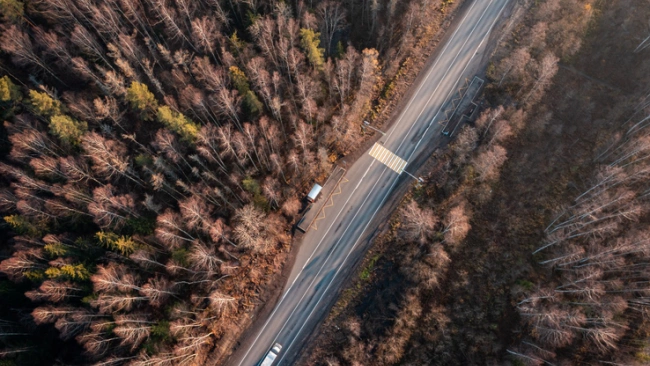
44,243,68,257
4,214,40,236
300,28,325,70
126,81,158,120
229,31,245,56
96,231,137,255
0,75,21,102
156,106,199,142
45,264,90,281
49,114,88,145
29,90,62,117
0,0,24,22
229,66,250,95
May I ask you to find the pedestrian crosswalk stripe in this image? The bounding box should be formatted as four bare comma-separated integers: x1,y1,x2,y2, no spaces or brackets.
368,143,408,174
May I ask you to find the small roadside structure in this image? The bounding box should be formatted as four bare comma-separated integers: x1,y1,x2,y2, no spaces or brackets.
307,184,323,203
441,75,484,137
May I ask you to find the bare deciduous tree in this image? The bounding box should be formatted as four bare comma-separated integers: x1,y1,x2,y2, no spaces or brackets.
524,53,559,104
155,209,195,250
0,25,61,82
443,202,471,248
316,1,347,56
188,241,222,275
472,144,508,182
178,196,212,232
207,290,236,315
81,132,131,181
233,204,275,252
76,331,118,358
191,16,220,62
400,200,438,244
91,263,140,294
113,315,152,351
91,293,148,314
32,306,79,325
140,276,175,307
0,250,46,281
88,184,138,229
25,280,81,303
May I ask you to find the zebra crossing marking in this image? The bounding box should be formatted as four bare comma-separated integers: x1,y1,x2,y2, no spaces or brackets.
368,143,408,174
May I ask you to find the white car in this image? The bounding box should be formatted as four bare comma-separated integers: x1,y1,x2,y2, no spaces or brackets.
260,343,282,366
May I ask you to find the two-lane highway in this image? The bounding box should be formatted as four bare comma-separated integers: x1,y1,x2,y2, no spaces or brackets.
228,0,511,364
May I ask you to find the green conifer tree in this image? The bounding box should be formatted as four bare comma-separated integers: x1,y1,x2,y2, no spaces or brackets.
229,67,263,116
244,90,263,116
335,41,345,59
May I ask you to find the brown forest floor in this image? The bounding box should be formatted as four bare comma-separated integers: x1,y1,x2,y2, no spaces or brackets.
300,0,650,364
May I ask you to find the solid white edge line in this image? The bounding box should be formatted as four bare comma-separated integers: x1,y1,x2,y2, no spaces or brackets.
275,167,401,365
408,0,509,163
275,0,506,363
270,163,392,364
275,0,510,362
234,157,376,366
235,0,485,363
392,0,496,161
382,0,482,142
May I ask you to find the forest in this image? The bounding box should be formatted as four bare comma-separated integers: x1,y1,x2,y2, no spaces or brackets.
303,0,650,365
0,0,450,364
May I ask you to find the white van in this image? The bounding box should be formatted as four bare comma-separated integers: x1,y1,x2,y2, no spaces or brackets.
260,343,282,366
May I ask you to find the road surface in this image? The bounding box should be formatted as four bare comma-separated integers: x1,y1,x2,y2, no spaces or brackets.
228,0,511,364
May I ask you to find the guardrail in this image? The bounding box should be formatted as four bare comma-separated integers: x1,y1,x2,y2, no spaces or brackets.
441,75,484,137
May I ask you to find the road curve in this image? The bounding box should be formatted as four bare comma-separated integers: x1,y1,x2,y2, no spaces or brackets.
227,0,511,364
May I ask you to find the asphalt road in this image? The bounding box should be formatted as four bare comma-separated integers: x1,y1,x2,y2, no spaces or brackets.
228,0,511,364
